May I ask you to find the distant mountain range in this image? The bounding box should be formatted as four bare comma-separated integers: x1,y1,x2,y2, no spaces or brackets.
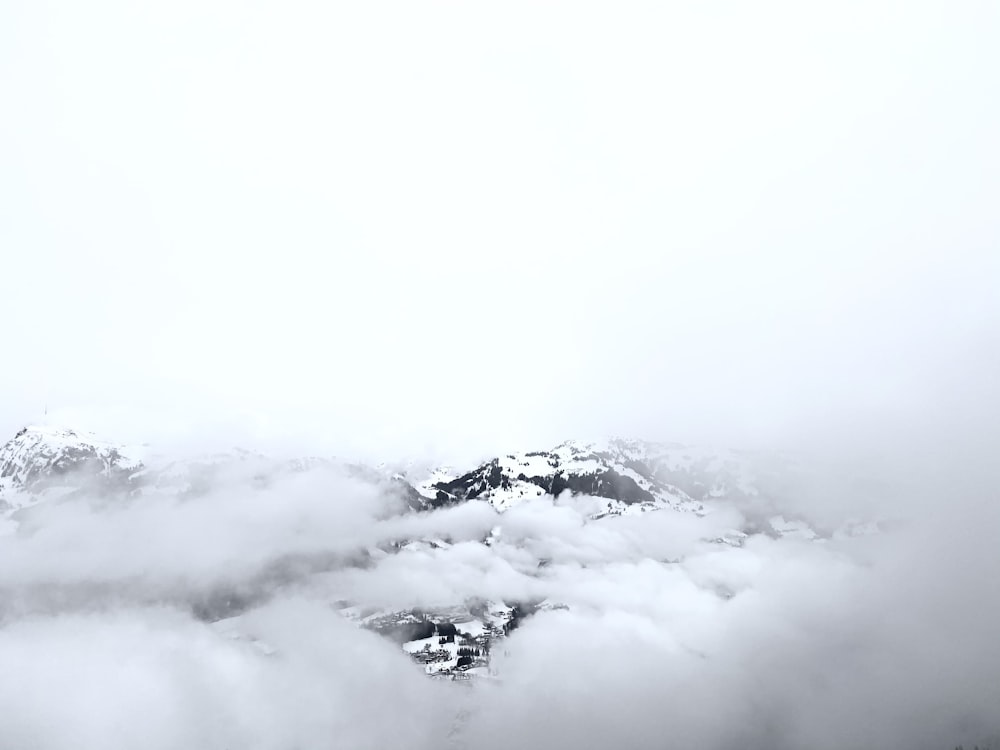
0,423,855,679
1,423,821,533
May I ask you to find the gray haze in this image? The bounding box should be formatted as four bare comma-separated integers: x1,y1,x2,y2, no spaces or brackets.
2,0,998,459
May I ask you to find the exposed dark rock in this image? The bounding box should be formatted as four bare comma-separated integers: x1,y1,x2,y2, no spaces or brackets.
432,459,655,506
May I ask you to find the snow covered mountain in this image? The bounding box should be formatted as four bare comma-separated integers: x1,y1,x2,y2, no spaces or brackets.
0,425,423,514
406,437,799,520
0,424,145,513
0,425,802,519
411,440,699,515
0,424,824,679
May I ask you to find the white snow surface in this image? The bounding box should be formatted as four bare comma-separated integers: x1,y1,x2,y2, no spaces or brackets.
0,424,145,513
403,438,765,516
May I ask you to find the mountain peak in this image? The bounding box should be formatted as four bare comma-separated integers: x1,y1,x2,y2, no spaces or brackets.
407,438,710,516
0,424,146,513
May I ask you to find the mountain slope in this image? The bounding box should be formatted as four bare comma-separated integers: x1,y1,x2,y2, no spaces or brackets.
408,437,789,517
0,425,145,513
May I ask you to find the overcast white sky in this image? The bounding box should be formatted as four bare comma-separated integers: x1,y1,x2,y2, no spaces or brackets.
1,1,998,460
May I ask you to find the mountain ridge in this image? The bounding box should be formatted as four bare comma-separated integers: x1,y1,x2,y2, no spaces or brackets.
0,424,820,535
0,423,871,681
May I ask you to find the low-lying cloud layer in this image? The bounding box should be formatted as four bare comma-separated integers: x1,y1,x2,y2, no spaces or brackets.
1,441,997,750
